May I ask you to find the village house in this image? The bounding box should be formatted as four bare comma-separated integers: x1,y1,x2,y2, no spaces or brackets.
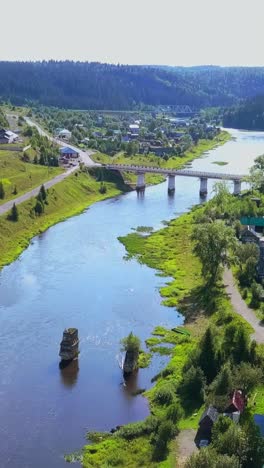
129,124,140,135
59,146,79,163
55,128,72,140
0,128,19,144
195,391,246,447
241,226,264,279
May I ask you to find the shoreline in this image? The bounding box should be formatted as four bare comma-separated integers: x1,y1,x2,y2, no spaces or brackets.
0,132,230,272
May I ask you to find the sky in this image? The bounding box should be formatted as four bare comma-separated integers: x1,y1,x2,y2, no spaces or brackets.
1,0,263,66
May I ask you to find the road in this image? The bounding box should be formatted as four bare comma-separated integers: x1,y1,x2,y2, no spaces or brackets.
24,117,97,167
0,117,100,215
224,269,264,343
0,166,78,215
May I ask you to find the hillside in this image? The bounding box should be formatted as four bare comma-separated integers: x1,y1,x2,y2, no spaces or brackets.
2,62,264,109
223,95,264,130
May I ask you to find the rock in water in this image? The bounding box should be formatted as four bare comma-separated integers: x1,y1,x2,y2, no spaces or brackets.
59,328,79,363
123,349,139,376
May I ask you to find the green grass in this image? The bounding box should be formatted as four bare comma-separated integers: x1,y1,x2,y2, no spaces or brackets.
212,161,228,166
81,197,258,466
0,150,62,204
0,168,129,270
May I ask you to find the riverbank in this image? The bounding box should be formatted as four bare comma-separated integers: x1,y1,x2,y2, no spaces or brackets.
93,131,231,185
80,205,261,467
0,132,230,272
0,168,130,269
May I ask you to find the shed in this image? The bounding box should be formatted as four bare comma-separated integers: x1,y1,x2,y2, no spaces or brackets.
199,405,219,431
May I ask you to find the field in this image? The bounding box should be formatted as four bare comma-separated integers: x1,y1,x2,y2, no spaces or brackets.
0,150,62,204
0,168,129,269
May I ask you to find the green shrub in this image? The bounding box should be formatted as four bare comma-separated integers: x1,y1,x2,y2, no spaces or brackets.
153,383,176,405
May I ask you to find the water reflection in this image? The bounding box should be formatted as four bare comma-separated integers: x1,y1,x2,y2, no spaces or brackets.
60,359,79,388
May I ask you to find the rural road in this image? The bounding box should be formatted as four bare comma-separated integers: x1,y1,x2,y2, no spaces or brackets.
0,117,101,215
224,268,264,343
24,117,97,167
0,166,77,215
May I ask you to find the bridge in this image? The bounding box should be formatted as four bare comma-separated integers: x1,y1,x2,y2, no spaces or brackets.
105,164,246,196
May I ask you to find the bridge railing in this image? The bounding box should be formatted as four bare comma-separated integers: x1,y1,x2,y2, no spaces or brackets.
105,163,246,181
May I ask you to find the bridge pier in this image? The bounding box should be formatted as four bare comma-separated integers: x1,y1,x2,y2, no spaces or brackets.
168,175,175,194
199,177,208,197
136,173,145,191
233,180,241,195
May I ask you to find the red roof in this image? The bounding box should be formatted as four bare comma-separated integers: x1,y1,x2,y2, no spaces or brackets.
231,390,245,412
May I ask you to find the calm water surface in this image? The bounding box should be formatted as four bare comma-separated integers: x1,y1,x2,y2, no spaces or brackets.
1,129,264,467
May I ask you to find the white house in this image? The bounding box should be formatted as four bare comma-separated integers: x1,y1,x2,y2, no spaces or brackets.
129,124,140,135
55,128,72,140
0,129,19,144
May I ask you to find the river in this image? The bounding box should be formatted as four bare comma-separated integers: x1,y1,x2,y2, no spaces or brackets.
1,129,264,468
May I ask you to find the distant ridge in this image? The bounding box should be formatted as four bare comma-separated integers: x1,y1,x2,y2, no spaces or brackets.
1,61,264,110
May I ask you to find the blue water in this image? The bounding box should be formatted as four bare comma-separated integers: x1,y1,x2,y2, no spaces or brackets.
1,129,264,467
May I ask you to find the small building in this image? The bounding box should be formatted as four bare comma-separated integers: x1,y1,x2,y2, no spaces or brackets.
241,227,264,279
55,128,72,140
198,405,219,433
59,146,79,159
81,137,90,144
129,124,140,135
0,128,19,144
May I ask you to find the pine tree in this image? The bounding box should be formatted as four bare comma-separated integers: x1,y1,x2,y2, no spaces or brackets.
0,181,5,199
34,200,44,216
10,203,18,221
39,184,47,201
199,327,218,383
13,185,18,195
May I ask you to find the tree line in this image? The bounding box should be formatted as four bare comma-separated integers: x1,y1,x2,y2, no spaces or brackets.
2,62,264,109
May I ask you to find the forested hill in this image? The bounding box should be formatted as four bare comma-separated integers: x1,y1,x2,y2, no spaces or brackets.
223,96,264,130
2,62,264,109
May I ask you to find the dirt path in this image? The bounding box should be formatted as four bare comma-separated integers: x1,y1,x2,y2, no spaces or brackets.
223,269,264,343
176,429,197,467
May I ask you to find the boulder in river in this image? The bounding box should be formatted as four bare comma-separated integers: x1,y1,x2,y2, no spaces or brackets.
123,349,139,376
59,328,79,365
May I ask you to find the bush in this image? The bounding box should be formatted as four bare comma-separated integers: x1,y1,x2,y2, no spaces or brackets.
166,402,183,423
153,383,176,406
152,421,176,461
118,416,159,440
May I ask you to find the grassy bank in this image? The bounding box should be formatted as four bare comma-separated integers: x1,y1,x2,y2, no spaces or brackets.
0,168,130,269
93,131,231,186
80,207,258,467
0,149,62,204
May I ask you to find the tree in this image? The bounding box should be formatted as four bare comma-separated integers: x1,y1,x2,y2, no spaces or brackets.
185,448,240,468
179,366,206,403
233,362,261,393
39,184,47,201
236,243,259,286
232,326,250,363
0,181,5,199
9,203,19,221
34,200,44,216
250,281,264,308
199,327,219,382
192,221,237,286
12,185,18,195
212,420,248,463
209,362,233,397
151,420,175,461
120,332,140,354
